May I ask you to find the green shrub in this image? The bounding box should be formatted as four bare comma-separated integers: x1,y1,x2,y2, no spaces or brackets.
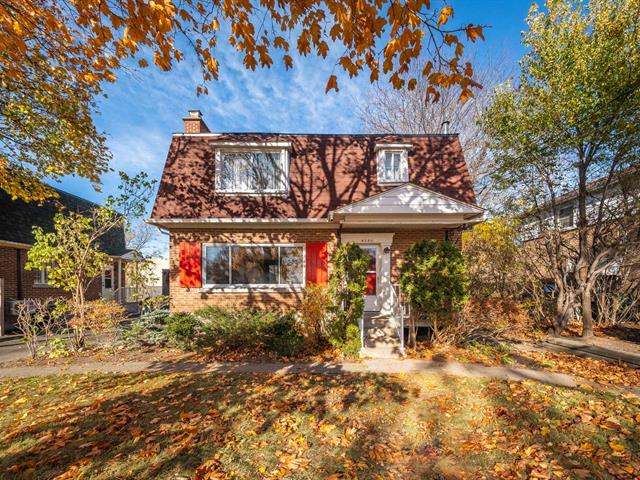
48,336,70,358
400,239,469,347
340,324,362,359
264,314,304,357
166,312,199,350
120,309,169,347
197,306,276,350
328,242,368,345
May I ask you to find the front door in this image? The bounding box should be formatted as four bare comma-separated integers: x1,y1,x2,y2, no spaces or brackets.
360,245,379,311
102,266,114,299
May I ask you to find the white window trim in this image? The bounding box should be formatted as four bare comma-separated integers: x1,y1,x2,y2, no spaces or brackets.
377,149,409,185
34,268,50,287
214,147,290,194
558,205,575,230
201,242,306,288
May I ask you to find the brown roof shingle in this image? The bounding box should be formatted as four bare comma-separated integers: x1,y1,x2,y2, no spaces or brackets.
151,133,477,219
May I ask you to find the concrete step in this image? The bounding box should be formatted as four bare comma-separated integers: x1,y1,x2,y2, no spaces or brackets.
361,313,403,358
361,346,404,359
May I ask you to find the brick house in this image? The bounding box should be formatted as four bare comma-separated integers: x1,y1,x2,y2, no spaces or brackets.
150,111,483,354
0,187,132,333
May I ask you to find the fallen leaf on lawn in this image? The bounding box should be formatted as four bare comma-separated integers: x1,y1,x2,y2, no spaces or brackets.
609,441,625,452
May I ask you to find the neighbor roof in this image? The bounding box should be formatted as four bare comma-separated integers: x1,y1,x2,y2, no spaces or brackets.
0,187,129,256
152,132,478,220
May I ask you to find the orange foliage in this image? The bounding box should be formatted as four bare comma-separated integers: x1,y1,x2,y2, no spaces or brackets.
0,0,483,101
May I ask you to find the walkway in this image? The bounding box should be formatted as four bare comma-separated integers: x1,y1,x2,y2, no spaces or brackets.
542,336,640,367
1,357,638,395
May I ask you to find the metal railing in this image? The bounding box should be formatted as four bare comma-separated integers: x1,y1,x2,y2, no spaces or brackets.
391,284,407,354
359,311,365,356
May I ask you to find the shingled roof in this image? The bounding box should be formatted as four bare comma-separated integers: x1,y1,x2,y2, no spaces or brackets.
152,132,477,220
0,187,129,256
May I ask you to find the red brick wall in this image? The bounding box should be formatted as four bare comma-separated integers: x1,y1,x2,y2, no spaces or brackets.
1,245,117,318
0,246,19,301
169,229,338,312
168,227,466,312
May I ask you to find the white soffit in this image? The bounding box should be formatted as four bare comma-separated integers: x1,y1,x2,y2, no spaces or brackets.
333,183,484,217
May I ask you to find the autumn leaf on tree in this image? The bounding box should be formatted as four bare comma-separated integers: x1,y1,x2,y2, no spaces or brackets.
0,0,485,201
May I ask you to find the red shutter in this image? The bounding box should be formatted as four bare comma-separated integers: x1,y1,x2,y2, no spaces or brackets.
305,242,328,285
179,241,202,288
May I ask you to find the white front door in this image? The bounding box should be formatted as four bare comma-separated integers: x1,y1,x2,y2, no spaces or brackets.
360,245,380,312
102,266,114,299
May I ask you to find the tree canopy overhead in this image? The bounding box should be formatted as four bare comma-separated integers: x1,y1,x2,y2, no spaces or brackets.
1,0,484,202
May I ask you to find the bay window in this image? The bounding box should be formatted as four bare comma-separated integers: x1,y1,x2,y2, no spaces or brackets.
215,149,288,193
202,244,305,287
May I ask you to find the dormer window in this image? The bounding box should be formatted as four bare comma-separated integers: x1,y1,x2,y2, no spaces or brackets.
214,143,290,194
375,144,410,185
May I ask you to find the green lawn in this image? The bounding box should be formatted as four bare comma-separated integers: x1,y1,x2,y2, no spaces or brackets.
0,372,638,479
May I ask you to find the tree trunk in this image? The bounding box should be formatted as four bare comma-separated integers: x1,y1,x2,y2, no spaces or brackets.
408,311,417,349
551,287,574,336
581,287,594,338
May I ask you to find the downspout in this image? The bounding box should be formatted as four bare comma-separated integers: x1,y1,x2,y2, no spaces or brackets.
16,249,22,300
118,258,123,303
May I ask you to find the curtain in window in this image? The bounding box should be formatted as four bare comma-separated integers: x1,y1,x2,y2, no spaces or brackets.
218,151,285,192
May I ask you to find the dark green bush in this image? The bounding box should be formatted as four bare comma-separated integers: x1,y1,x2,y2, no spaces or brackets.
196,306,277,350
120,309,169,347
328,242,368,348
264,314,304,357
400,239,469,346
165,312,199,349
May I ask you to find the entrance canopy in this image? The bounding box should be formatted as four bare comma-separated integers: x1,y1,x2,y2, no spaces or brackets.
329,183,484,228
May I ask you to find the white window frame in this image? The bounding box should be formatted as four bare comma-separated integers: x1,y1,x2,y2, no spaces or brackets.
377,149,409,185
214,147,290,194
201,243,306,288
558,204,575,230
34,268,50,286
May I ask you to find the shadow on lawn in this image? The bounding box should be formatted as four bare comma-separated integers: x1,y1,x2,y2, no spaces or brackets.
0,372,416,479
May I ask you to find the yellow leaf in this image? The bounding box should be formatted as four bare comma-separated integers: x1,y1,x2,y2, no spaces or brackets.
609,442,625,452
258,466,266,473
437,6,454,27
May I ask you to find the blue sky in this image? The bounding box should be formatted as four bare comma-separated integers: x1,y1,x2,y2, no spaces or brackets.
53,0,533,251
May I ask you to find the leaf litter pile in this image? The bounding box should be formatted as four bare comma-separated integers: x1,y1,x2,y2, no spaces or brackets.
1,372,639,479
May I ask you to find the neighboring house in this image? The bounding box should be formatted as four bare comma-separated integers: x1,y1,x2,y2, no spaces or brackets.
150,110,484,329
521,169,640,286
0,187,133,333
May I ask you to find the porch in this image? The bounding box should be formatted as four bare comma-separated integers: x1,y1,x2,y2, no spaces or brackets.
330,184,484,358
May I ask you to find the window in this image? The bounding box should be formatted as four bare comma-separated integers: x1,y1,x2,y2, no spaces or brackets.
34,268,50,286
377,150,408,184
103,268,113,289
215,150,288,193
558,205,574,229
202,244,305,287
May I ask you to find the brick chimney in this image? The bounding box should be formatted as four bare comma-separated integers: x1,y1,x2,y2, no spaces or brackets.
183,110,210,134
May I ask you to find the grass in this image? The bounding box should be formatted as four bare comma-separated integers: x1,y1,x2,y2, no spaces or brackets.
1,372,639,479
